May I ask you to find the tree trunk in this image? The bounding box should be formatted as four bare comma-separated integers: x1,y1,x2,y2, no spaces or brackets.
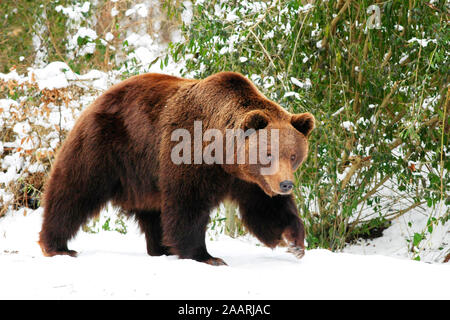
224,201,242,238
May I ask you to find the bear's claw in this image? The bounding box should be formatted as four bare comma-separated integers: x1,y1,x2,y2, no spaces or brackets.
38,241,78,257
287,246,305,259
42,249,78,257
204,257,228,266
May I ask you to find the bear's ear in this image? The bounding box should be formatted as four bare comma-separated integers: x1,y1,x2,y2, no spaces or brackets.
242,110,269,131
291,113,315,137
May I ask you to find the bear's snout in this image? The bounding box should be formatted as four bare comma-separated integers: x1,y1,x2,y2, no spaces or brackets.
279,180,294,193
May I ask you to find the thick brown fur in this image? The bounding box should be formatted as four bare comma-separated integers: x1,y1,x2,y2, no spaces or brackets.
39,72,315,265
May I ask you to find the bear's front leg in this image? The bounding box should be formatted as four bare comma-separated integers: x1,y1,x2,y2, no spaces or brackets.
282,217,306,259
160,199,227,265
159,171,228,266
231,180,306,259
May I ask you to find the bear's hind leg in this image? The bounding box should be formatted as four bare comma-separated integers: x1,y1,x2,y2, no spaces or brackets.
134,210,171,256
39,175,110,257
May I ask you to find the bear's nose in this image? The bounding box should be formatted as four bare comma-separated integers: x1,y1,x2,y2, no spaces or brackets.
280,180,294,193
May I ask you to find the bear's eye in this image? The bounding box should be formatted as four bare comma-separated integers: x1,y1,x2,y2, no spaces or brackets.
290,154,296,162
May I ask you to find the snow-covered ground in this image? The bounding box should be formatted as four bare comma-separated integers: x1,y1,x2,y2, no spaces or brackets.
0,208,448,300
344,207,449,263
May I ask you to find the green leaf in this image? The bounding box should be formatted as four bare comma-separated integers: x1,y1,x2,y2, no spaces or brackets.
413,233,423,247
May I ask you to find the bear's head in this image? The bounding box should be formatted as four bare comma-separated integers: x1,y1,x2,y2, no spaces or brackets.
199,71,315,196
234,110,315,197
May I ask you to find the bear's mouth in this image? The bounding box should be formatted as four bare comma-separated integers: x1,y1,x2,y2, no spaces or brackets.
272,189,294,196
257,179,278,197
277,190,293,195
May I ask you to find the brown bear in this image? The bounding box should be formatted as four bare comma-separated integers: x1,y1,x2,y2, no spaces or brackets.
39,71,315,265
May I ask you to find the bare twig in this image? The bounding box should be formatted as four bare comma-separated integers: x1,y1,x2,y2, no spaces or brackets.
249,28,277,70
43,6,69,66
321,0,352,50
438,87,449,211
287,10,310,76
341,156,361,189
242,0,279,43
386,201,426,221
